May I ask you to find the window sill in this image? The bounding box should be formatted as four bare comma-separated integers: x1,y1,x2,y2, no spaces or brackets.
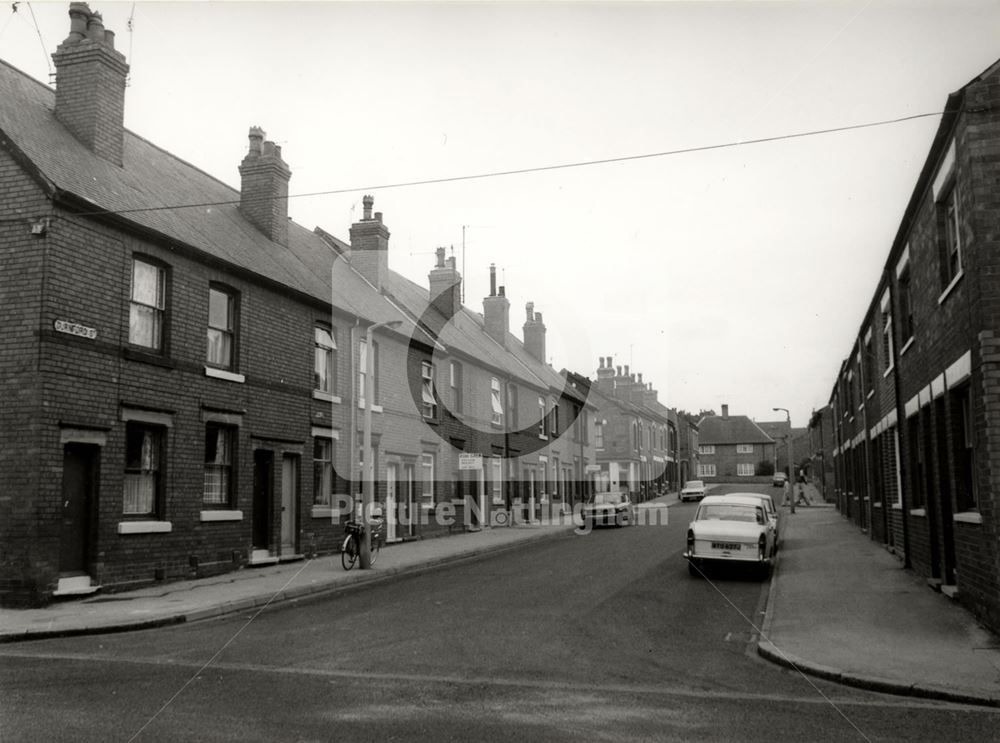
538,435,548,441
123,347,176,369
900,337,915,357
937,270,964,305
311,506,336,519
205,366,245,384
200,510,243,522
953,511,982,525
118,520,172,534
357,401,384,413
909,508,926,518
866,390,875,400
313,390,342,404
891,502,902,510
883,364,895,379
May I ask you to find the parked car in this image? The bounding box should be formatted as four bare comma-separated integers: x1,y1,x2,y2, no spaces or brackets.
731,492,779,552
684,494,775,578
679,479,707,502
772,471,787,487
582,492,635,528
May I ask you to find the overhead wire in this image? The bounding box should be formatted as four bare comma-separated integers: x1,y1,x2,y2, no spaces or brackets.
4,111,943,224
24,1,50,78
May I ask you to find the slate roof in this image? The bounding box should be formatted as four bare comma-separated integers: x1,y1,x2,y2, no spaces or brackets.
697,414,774,445
0,58,424,340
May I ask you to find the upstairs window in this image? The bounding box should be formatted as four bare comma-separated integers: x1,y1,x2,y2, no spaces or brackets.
898,264,914,345
358,340,380,405
698,444,715,455
938,185,963,289
595,421,604,449
882,310,894,373
450,361,463,414
538,396,547,438
314,326,337,394
206,286,237,369
490,377,504,426
421,361,436,419
129,258,166,350
736,444,753,454
507,384,518,428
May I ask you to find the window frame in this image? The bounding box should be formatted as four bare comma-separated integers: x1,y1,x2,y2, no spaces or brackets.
203,423,236,507
421,361,437,419
128,256,167,352
450,360,463,414
123,422,165,517
206,284,238,370
490,377,504,426
314,325,337,394
420,453,435,508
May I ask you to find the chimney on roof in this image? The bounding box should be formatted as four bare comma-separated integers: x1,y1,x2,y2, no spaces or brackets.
483,264,509,347
239,127,292,246
429,247,461,319
52,3,129,166
523,303,547,363
349,194,390,290
596,356,615,390
721,404,729,420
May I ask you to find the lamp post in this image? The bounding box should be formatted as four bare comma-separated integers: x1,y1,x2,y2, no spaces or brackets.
773,407,794,514
360,319,402,569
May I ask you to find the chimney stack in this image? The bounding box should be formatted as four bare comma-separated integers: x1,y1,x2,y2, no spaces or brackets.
349,194,391,290
52,3,129,165
523,302,547,363
239,127,292,246
721,404,729,420
596,356,615,390
483,264,510,346
428,247,461,319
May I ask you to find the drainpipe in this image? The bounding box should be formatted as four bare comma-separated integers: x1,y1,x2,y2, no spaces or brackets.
886,271,912,569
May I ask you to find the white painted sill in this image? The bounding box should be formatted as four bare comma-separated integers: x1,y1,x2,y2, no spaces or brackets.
883,363,895,379
313,390,342,404
909,508,927,518
205,366,246,384
118,520,172,534
937,270,964,305
356,401,384,413
953,511,982,525
200,510,243,522
899,337,915,357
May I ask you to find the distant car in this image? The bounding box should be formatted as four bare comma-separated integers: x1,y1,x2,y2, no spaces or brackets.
772,471,788,487
679,479,707,502
582,492,635,528
731,492,779,553
684,494,775,578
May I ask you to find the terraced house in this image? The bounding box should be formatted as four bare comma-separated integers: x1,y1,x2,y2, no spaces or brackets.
697,405,777,481
0,3,595,606
826,56,1000,634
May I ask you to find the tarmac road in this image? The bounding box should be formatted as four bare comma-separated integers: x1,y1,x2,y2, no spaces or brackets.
1,492,997,742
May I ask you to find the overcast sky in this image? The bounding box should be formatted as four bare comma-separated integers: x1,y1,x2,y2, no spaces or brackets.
4,1,1000,427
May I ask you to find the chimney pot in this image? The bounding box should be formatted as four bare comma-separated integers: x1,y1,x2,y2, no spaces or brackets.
447,256,456,270
525,301,534,321
638,373,643,384
489,264,497,296
624,365,630,377
374,211,383,223
617,366,622,376
65,3,89,43
362,195,374,220
435,247,446,268
599,358,604,369
498,285,505,297
86,11,105,42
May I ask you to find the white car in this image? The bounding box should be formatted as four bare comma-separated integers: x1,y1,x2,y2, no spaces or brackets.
582,492,635,528
730,492,779,553
684,494,775,578
679,479,707,502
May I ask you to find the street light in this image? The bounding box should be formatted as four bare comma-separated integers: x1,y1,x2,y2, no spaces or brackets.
360,319,403,568
773,407,794,514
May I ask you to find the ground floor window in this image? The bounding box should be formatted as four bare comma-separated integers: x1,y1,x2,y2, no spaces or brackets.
124,423,164,515
203,424,235,506
313,438,334,507
421,453,435,508
698,463,716,477
737,463,754,476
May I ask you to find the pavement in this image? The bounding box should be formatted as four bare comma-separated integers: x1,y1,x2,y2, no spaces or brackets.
759,483,1000,707
3,485,999,708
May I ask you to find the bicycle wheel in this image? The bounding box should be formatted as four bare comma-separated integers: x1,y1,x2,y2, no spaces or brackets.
370,533,381,565
341,534,357,570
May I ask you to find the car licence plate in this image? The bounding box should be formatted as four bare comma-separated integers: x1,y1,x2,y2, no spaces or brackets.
712,542,741,551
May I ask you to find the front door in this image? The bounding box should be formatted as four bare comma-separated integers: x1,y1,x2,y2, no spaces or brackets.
253,450,273,551
386,463,398,542
280,454,299,556
60,444,98,576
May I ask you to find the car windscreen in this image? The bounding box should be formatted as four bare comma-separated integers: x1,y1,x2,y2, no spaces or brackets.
592,494,618,505
684,481,703,489
696,504,761,523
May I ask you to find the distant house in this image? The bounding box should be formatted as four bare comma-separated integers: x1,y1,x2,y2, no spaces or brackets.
697,405,776,480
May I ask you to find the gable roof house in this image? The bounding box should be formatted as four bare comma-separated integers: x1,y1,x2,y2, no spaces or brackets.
696,405,776,481
0,3,592,605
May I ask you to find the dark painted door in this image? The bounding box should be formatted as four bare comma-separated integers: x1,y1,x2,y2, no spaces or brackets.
60,444,98,575
253,449,273,551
